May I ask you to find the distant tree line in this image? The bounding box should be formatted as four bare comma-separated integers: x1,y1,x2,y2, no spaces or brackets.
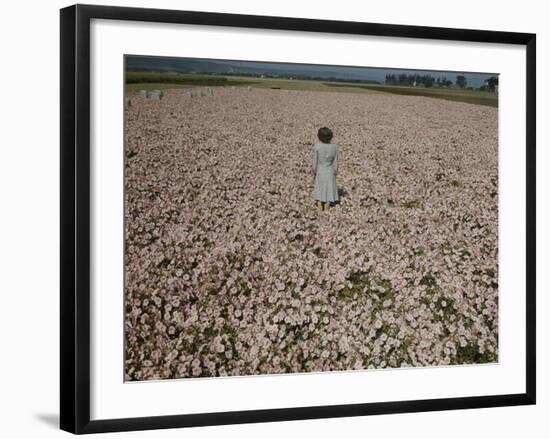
479,76,498,92
455,75,467,89
384,73,456,88
384,73,499,92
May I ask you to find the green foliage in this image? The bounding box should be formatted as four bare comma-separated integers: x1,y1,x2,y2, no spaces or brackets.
452,343,497,365
338,270,372,301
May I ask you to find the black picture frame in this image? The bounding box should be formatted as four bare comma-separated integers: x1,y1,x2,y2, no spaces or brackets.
60,3,536,434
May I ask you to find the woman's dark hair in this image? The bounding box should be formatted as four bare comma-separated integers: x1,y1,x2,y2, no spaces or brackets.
317,127,333,143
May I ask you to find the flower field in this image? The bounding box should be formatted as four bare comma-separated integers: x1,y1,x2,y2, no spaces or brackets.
124,87,498,381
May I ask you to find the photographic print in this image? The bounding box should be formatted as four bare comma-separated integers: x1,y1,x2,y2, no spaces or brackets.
123,55,499,381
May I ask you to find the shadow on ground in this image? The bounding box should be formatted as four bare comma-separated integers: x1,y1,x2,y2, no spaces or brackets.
334,187,349,205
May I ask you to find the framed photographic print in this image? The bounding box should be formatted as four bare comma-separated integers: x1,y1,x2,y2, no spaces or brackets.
60,4,536,434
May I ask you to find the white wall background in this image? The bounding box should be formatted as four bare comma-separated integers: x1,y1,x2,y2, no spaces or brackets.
0,0,546,437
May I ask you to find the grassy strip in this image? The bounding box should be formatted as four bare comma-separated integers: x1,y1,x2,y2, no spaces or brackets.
125,72,382,94
126,71,255,87
324,83,498,107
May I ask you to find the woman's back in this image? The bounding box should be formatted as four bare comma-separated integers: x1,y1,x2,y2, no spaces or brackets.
314,142,338,167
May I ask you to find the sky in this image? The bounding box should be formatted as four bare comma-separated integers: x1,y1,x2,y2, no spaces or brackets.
126,55,498,88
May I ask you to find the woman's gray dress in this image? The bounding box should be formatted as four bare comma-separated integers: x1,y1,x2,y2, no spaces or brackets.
312,142,339,202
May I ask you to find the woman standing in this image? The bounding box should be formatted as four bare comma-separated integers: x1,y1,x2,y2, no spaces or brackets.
312,127,339,211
